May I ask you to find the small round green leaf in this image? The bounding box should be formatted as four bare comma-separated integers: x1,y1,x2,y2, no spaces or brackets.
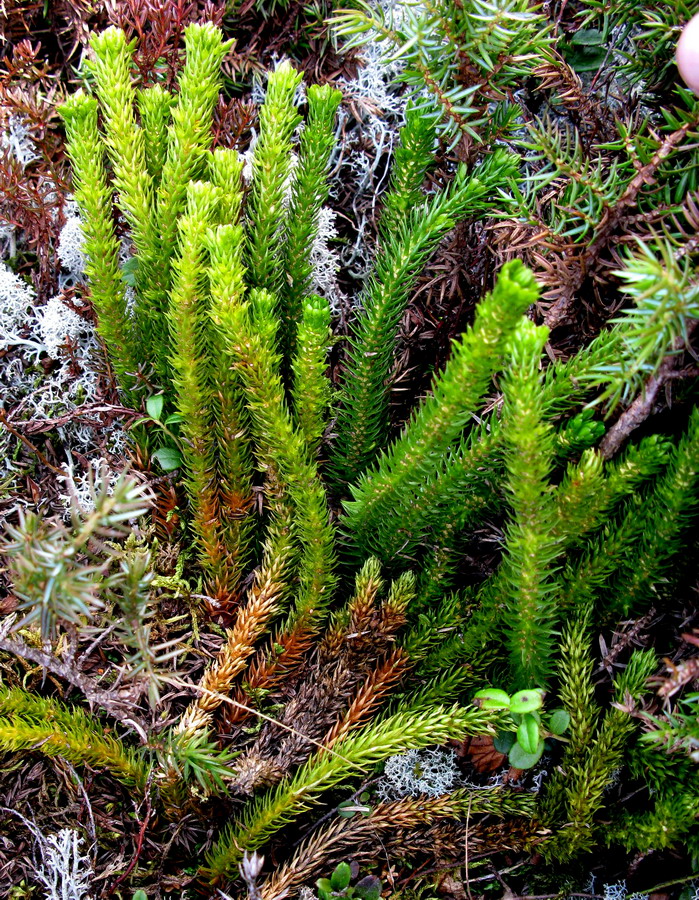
473,688,511,710
317,878,333,900
151,446,183,471
145,394,164,421
120,255,139,287
570,27,604,46
493,731,516,754
132,893,148,900
509,689,545,714
355,876,382,900
548,709,571,735
331,862,352,892
517,713,540,755
508,739,545,770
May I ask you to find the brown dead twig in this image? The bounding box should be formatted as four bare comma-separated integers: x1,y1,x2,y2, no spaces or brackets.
0,631,149,736
0,408,67,476
599,320,699,459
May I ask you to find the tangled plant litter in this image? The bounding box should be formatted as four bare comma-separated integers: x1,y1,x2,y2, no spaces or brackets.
0,2,698,898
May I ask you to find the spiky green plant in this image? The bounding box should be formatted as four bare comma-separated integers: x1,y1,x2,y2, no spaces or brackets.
3,472,151,640
329,151,521,485
2,14,695,897
542,643,658,860
0,687,149,789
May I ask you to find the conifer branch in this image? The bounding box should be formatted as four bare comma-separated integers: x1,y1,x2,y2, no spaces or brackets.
542,118,699,329
3,472,152,641
331,0,550,146
0,636,147,729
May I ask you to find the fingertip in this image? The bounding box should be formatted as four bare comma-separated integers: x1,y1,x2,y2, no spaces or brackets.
676,12,699,96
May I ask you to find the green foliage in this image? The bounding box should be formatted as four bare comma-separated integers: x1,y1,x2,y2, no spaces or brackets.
292,294,334,455
343,259,538,558
585,242,699,412
330,151,520,485
498,319,557,687
475,686,568,769
1,474,178,706
580,0,695,89
641,692,699,762
246,61,303,296
11,13,699,895
60,91,138,394
0,687,149,789
607,735,699,853
106,542,181,708
332,0,552,146
61,32,340,601
209,275,336,630
202,703,498,881
608,406,699,618
280,83,342,361
543,639,658,860
88,28,156,278
150,24,232,379
378,105,437,238
158,729,236,793
137,85,175,184
611,790,699,853
2,472,150,640
317,862,382,900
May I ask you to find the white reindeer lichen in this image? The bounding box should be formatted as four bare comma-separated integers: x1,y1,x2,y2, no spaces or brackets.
33,827,93,900
377,747,459,799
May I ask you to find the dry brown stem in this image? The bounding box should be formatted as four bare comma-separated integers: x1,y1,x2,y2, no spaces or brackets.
177,543,290,734
322,649,411,748
599,322,699,458
259,793,540,900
